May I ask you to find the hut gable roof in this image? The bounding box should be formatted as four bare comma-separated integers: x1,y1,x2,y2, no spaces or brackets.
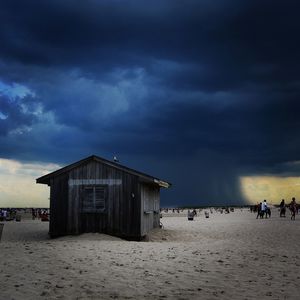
36,155,171,188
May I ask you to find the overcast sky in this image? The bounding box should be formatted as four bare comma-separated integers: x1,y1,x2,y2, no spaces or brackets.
1,0,300,207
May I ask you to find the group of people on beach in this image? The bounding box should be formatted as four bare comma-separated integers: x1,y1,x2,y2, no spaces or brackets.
31,208,49,221
255,200,271,219
0,208,17,221
0,208,50,222
278,198,298,220
254,197,298,220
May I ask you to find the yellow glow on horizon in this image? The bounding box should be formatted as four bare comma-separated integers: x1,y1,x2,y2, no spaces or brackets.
0,158,60,208
240,176,300,205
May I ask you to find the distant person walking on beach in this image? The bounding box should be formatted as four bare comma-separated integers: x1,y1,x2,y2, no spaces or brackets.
31,208,36,220
261,200,268,218
256,202,262,219
279,199,286,217
2,209,7,221
289,197,297,220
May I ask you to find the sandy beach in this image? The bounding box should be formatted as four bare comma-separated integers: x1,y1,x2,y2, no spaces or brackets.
1,208,300,300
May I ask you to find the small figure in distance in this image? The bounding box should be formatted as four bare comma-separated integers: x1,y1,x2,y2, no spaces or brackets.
289,197,297,220
261,200,268,219
279,199,286,217
187,209,194,221
256,202,262,219
31,208,36,220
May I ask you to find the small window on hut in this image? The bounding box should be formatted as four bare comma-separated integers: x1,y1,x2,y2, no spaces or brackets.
82,185,107,213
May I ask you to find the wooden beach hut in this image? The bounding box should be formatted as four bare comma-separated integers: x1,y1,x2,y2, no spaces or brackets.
36,155,171,240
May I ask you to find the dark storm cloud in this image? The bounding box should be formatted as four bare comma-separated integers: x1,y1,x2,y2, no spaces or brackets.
0,93,38,135
1,0,298,86
1,0,300,205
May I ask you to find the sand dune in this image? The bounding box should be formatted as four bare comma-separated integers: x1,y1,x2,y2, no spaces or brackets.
1,209,300,299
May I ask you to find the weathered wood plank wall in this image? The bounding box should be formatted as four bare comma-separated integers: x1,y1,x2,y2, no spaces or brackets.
49,173,69,237
49,159,160,239
67,160,141,238
140,184,160,236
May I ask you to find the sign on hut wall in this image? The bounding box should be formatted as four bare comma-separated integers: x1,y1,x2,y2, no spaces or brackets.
68,179,122,186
